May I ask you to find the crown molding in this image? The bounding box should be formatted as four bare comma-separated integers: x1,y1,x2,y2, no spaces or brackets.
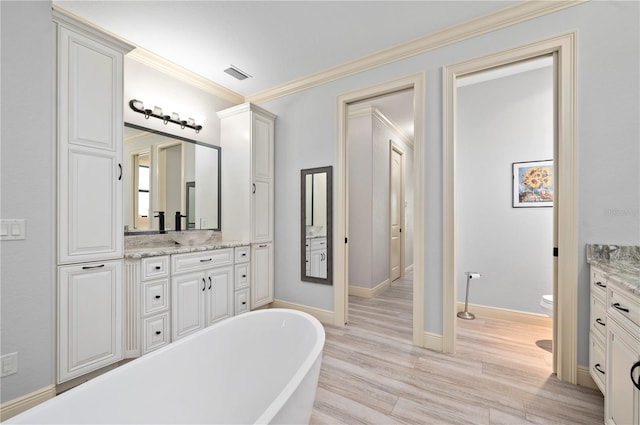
246,0,586,104
127,48,244,105
349,105,414,147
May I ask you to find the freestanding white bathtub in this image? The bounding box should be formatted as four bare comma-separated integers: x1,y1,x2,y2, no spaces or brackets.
8,309,325,424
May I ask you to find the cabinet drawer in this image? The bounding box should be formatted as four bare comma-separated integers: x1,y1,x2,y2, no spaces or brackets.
235,289,250,315
172,249,233,274
589,331,606,395
608,285,640,328
143,313,170,354
141,256,169,280
310,238,327,251
235,264,250,290
235,246,250,263
142,279,169,316
590,295,607,339
591,268,607,301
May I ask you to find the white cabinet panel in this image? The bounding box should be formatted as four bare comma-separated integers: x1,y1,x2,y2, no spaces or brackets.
606,318,640,425
252,114,273,180
251,243,273,309
206,266,233,325
143,313,170,354
235,289,250,315
172,272,206,340
58,260,123,383
252,180,272,242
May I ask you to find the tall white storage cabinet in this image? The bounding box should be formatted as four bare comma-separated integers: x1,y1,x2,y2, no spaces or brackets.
54,11,133,383
218,104,276,309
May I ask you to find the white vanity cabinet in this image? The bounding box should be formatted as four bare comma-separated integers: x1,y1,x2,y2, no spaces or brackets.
234,246,251,315
219,103,276,309
309,238,328,279
605,281,640,425
139,256,171,354
171,249,234,340
590,268,608,393
53,11,133,384
58,260,123,383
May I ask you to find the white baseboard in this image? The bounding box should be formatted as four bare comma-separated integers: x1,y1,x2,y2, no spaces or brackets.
577,365,598,390
271,299,335,326
405,264,414,273
349,278,391,299
456,302,552,327
0,385,56,421
423,331,443,352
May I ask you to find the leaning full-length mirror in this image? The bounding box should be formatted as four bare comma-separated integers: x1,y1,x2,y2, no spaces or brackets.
124,123,221,232
301,166,333,284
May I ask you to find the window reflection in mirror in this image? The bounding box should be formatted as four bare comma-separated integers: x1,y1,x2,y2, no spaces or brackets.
301,166,332,285
124,123,221,233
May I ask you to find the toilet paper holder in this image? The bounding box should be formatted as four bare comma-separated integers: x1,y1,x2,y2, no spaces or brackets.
458,272,481,320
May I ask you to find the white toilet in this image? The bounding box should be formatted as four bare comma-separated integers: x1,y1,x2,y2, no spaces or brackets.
540,294,553,317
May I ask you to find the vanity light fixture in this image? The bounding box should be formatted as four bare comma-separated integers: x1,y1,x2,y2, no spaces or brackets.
129,99,203,134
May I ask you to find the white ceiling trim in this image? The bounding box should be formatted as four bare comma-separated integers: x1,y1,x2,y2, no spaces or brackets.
245,0,586,104
349,105,414,148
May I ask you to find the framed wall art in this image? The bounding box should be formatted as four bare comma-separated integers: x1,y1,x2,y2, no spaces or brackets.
512,160,553,208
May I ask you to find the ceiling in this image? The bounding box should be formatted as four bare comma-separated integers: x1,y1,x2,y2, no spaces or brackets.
53,0,522,139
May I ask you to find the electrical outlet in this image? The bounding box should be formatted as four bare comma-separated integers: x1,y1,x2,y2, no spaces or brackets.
1,352,18,377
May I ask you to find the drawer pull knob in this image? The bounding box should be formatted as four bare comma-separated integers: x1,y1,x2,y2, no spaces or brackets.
82,264,105,270
155,331,161,335
202,278,206,291
594,363,605,375
208,276,212,290
613,303,630,313
595,281,606,288
155,295,161,299
595,318,606,327
154,266,161,270
242,253,246,257
242,301,246,305
242,274,246,278
200,258,213,263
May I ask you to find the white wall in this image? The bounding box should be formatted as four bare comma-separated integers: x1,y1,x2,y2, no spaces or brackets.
456,66,553,314
263,1,639,367
348,108,415,289
0,1,55,403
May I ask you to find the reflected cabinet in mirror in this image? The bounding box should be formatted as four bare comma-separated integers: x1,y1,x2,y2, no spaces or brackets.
124,123,221,233
301,166,332,285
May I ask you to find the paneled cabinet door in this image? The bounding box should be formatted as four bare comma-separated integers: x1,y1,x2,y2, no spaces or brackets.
605,319,640,425
58,260,123,383
205,266,234,326
251,243,274,309
57,26,123,263
172,272,206,341
251,111,274,243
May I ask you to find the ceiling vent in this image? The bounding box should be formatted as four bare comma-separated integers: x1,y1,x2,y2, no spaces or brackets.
224,65,251,80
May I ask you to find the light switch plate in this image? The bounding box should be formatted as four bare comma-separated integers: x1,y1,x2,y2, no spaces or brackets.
0,219,25,241
1,352,18,377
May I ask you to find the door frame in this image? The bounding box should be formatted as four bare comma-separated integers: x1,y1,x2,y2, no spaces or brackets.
389,142,406,281
442,32,577,382
335,73,425,346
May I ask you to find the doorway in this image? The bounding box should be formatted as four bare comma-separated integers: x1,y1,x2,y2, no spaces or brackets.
335,74,425,346
443,33,578,383
454,56,555,373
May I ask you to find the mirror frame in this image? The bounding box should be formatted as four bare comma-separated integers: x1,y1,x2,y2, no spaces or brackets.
124,122,222,234
300,166,333,285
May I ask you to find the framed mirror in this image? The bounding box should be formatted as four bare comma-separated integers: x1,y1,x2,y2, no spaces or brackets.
124,123,221,233
301,166,332,285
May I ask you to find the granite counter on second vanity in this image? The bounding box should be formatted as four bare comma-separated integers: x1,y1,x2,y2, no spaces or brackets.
124,240,250,259
586,244,640,295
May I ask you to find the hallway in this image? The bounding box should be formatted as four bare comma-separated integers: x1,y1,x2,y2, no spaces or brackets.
310,275,603,424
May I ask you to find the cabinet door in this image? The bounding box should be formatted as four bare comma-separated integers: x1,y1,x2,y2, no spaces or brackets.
606,319,640,425
58,260,123,383
206,266,234,326
172,272,206,340
251,243,274,309
252,179,272,242
58,27,123,263
251,112,274,243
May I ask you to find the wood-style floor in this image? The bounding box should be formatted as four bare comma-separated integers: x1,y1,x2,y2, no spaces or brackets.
310,274,604,425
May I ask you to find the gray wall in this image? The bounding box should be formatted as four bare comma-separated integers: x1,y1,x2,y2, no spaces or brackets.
1,1,55,402
456,66,553,314
264,1,639,368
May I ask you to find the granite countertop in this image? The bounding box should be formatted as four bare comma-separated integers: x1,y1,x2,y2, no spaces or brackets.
587,244,640,296
124,231,249,259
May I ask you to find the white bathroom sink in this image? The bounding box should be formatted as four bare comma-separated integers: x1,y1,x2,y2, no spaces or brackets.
170,230,214,246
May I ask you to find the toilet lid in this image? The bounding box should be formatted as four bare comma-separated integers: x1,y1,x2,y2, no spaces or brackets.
542,295,553,304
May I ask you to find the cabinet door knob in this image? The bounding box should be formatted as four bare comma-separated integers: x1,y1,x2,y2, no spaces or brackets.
242,274,246,278
208,276,212,290
154,266,161,270
631,361,640,391
202,278,206,291
118,163,123,181
594,363,605,375
155,295,161,299
242,301,246,305
155,331,161,335
595,281,606,288
595,318,605,327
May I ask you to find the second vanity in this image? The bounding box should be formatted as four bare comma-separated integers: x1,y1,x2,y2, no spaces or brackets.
123,234,251,358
